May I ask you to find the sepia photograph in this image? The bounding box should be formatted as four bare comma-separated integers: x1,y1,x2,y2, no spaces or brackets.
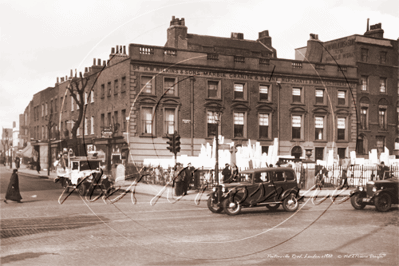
1,0,398,265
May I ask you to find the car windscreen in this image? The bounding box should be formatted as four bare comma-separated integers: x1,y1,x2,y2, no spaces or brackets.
80,161,100,171
240,173,252,182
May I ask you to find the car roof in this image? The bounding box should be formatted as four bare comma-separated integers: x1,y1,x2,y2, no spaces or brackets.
240,167,294,174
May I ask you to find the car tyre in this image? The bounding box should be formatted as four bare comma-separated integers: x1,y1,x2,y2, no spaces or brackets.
375,193,391,212
78,182,87,196
266,203,280,211
350,193,366,210
207,197,223,213
223,198,241,216
282,193,299,212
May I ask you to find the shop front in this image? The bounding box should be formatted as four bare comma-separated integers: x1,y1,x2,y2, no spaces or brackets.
93,136,128,174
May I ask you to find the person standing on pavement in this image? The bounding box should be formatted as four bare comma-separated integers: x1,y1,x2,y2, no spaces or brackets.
183,163,194,195
222,163,231,183
36,160,41,174
15,157,20,169
4,169,22,203
174,163,185,196
341,157,350,188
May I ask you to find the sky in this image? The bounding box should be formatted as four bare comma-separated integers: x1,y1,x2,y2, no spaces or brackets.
1,0,398,137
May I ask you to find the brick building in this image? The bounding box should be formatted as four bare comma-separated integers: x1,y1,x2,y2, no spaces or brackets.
296,21,399,157
127,17,358,163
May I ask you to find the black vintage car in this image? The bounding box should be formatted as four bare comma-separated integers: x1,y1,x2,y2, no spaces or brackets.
350,177,399,212
207,167,300,215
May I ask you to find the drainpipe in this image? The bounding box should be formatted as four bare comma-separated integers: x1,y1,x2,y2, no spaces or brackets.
277,81,281,155
190,77,195,156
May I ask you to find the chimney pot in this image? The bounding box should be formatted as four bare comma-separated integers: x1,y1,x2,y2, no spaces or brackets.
70,69,73,77
103,60,106,66
97,58,101,65
116,45,119,53
57,77,59,83
123,46,126,54
120,45,123,53
231,32,244,39
93,58,96,65
61,77,64,82
111,47,115,54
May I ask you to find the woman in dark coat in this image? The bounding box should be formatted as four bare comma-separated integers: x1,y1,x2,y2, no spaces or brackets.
4,169,22,203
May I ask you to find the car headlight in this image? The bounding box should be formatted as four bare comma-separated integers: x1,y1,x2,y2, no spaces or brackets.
372,187,377,192
359,186,363,191
212,187,217,192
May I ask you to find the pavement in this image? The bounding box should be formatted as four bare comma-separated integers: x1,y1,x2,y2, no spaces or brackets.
1,164,351,201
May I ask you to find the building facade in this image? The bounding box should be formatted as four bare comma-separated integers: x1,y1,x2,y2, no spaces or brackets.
296,22,399,157
127,17,358,163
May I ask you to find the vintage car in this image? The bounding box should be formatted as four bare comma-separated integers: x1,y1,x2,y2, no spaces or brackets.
55,155,113,196
207,167,300,215
350,177,399,212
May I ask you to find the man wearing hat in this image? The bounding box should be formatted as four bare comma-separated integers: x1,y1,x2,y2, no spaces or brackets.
222,163,231,183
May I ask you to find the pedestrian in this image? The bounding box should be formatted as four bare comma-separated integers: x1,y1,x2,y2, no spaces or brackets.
340,157,350,188
15,157,20,169
4,169,22,203
222,163,231,183
36,160,41,174
174,163,185,196
377,161,389,180
183,163,194,195
193,169,200,191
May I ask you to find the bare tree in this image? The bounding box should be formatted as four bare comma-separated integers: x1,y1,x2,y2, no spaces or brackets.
67,72,88,140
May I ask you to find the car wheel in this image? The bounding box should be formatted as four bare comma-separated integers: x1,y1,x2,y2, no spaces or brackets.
375,193,391,212
78,183,87,196
350,193,366,210
282,193,299,212
266,203,280,211
223,198,241,216
207,197,223,213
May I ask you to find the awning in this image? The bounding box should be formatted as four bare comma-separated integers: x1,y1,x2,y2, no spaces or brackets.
21,142,33,158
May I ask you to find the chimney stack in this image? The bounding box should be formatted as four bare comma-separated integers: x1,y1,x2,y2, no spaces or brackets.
304,33,323,62
231,32,244,39
257,30,272,47
364,22,384,39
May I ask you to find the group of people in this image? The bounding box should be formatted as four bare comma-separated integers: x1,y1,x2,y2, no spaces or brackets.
174,163,196,196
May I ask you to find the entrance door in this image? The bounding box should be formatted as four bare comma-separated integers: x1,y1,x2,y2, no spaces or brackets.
315,147,324,161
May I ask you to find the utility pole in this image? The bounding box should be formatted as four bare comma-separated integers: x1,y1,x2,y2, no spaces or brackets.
47,111,56,176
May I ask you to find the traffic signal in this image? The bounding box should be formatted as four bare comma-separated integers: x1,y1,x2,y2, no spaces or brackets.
174,133,181,153
166,134,175,154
